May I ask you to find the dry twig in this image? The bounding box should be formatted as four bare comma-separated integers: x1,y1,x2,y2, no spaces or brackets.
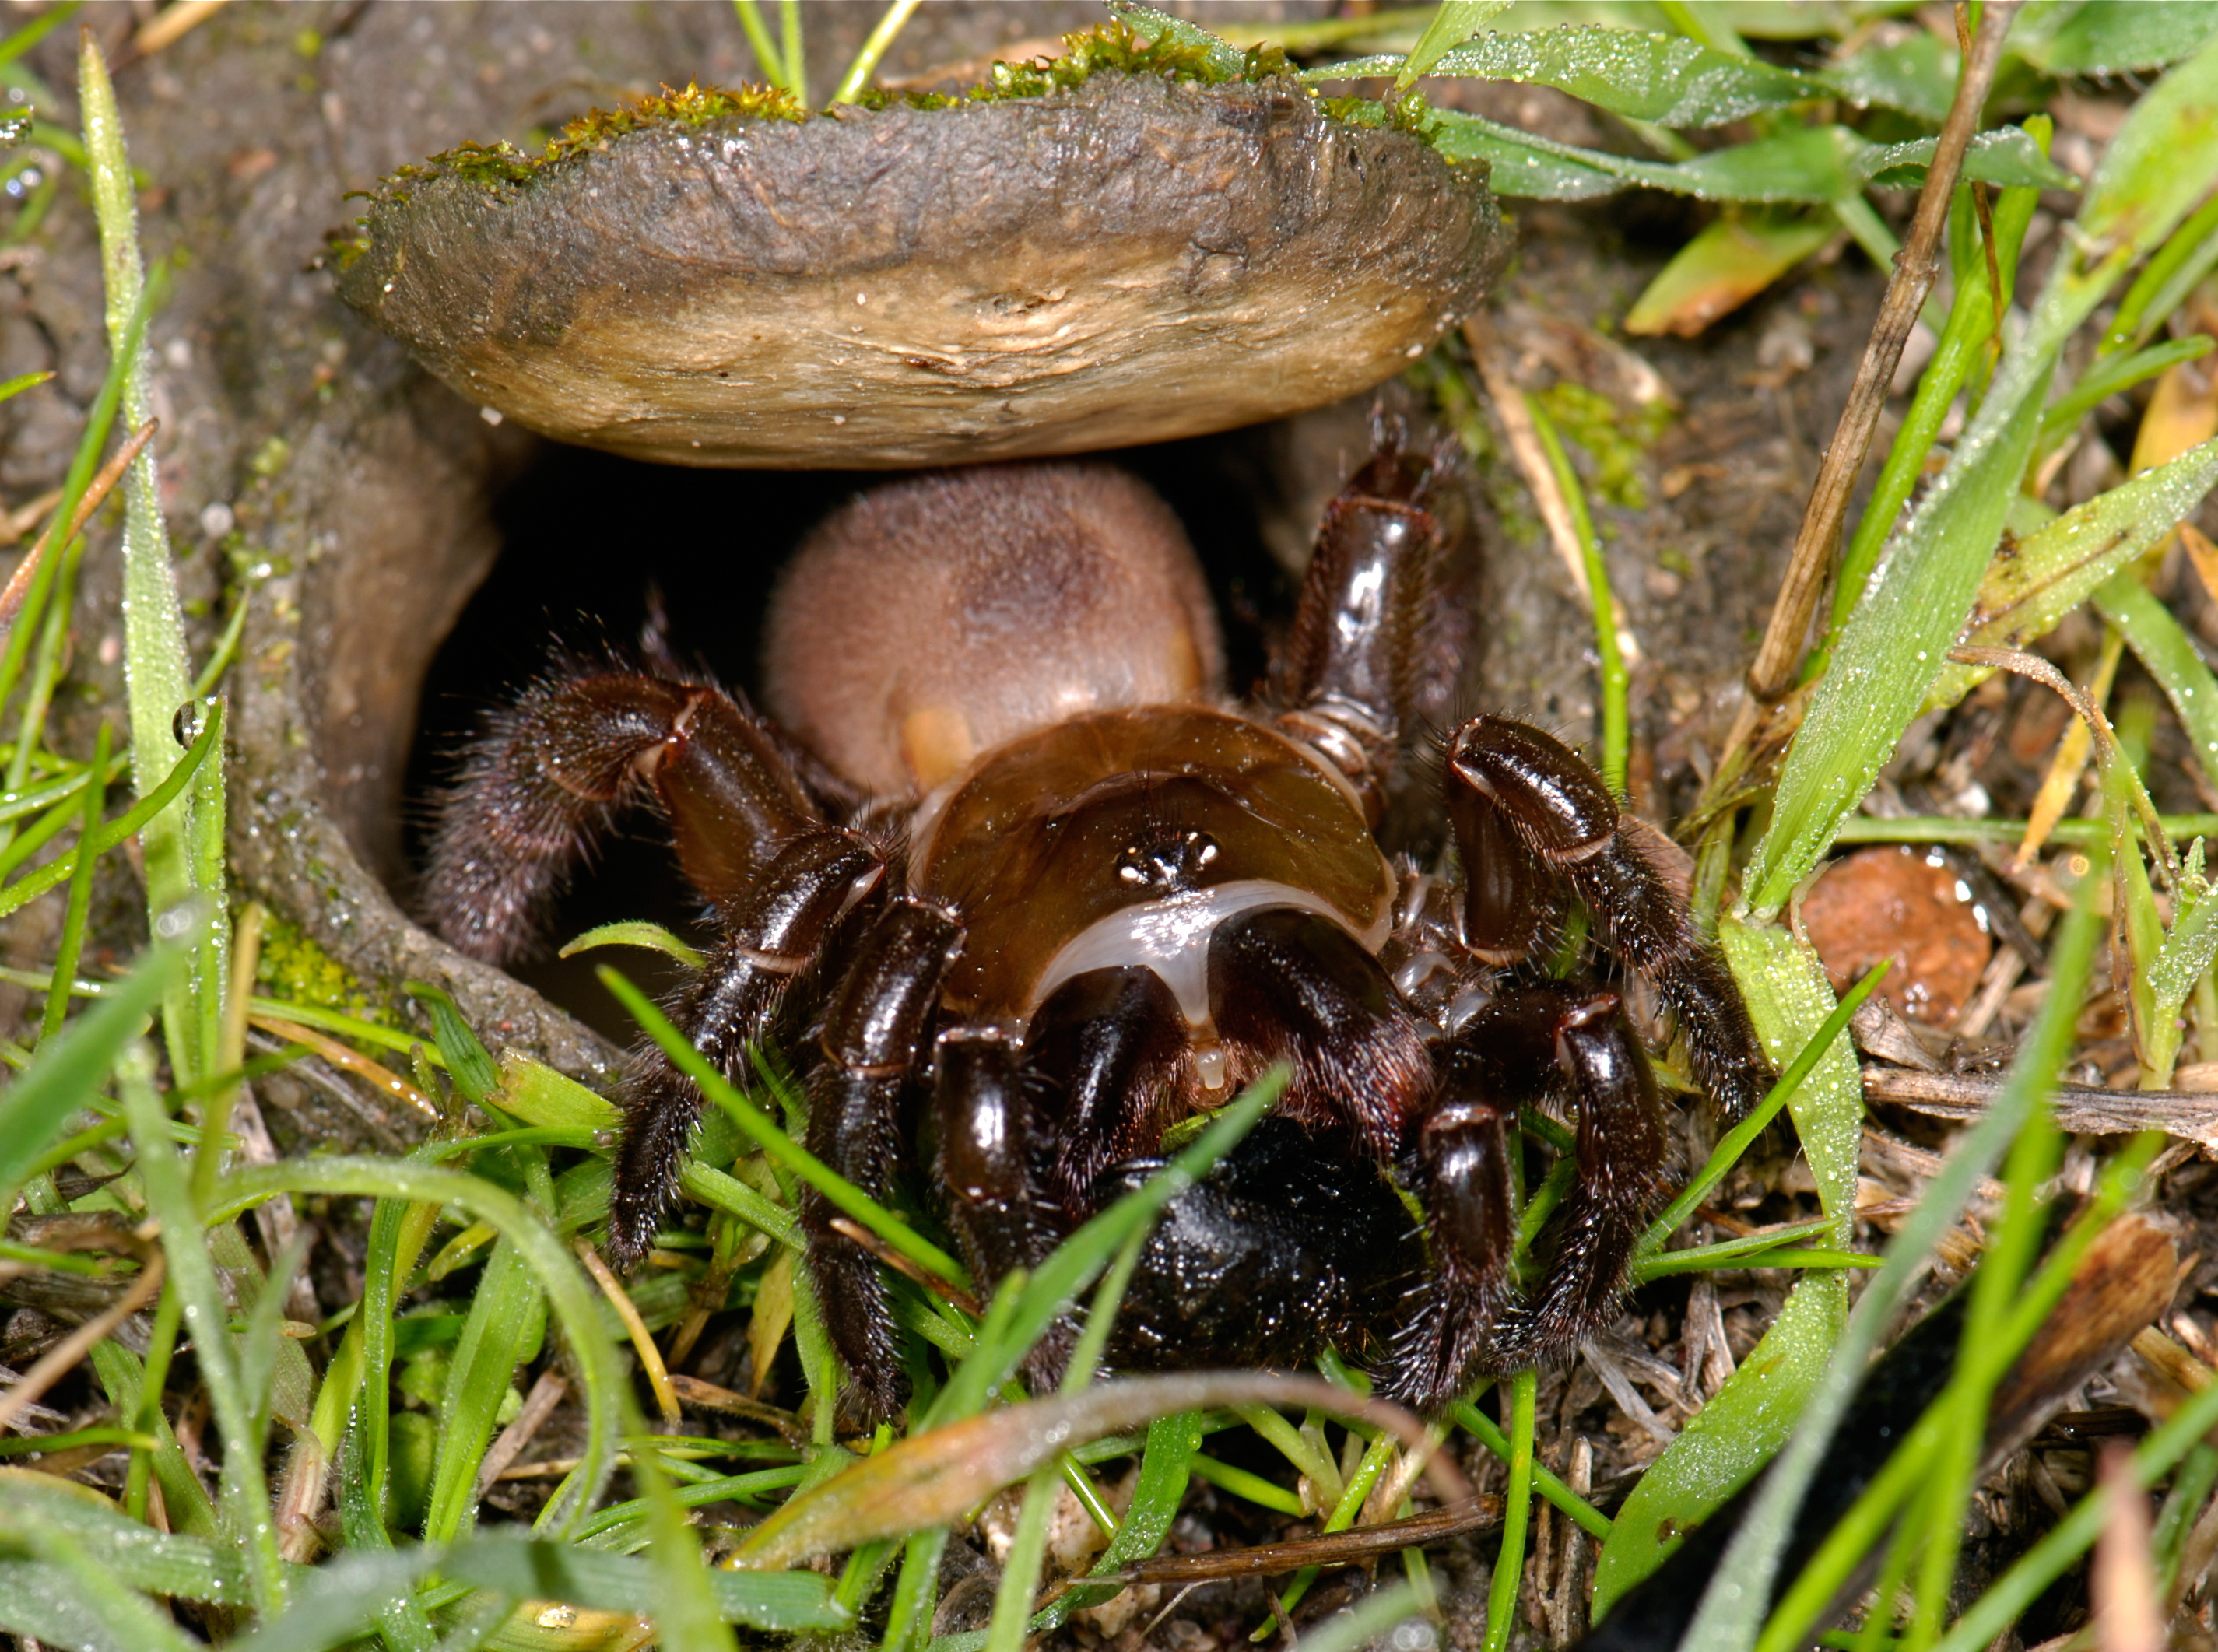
1707,1,2019,788
1862,1065,2218,1149
0,420,156,638
1107,1499,1501,1585
0,1254,163,1436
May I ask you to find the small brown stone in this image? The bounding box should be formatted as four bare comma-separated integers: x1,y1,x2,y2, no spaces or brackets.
1801,844,1993,1026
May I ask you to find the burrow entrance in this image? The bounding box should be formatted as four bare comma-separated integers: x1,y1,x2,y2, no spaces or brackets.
400,416,1366,1040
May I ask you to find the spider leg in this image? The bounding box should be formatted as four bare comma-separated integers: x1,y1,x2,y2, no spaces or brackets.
1024,966,1192,1214
424,668,818,963
933,1026,1062,1295
1374,1065,1516,1412
606,830,885,1268
1208,907,1433,1158
1379,983,1668,1406
801,898,963,1425
934,1022,1087,1392
1489,986,1672,1365
1274,434,1447,821
1446,715,1772,1118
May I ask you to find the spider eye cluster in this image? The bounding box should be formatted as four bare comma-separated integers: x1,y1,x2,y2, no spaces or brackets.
763,462,1226,797
1114,829,1222,890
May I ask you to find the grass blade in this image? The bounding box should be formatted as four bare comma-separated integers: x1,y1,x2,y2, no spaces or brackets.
1393,1,1512,89
120,1036,289,1617
212,1157,626,1535
830,0,921,105
2096,570,2218,796
1681,864,2107,1652
422,1235,547,1541
1747,36,2218,917
0,939,179,1215
37,722,107,1044
603,965,969,1288
1481,1370,1537,1652
82,32,230,1089
732,1371,1468,1570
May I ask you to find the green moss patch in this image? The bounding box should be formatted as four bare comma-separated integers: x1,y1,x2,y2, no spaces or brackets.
254,907,391,1026
358,19,1294,208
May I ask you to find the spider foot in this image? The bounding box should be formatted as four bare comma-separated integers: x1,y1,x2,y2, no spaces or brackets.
1494,991,1673,1369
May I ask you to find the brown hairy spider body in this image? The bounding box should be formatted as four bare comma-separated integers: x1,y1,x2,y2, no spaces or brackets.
425,438,1772,1420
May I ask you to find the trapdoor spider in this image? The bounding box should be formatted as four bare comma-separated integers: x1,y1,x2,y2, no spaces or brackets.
424,437,1772,1419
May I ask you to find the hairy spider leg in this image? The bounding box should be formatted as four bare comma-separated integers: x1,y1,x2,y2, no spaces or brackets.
1472,986,1672,1363
1375,1062,1516,1411
423,671,819,964
801,898,963,1424
1377,984,1669,1405
1207,907,1433,1157
1025,966,1192,1213
1446,716,1773,1118
607,830,886,1268
1273,432,1448,822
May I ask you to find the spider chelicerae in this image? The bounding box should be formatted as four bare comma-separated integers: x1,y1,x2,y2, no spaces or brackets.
423,430,1771,1421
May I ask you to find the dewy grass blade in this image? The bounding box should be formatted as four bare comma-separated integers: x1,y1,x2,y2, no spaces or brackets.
0,1510,200,1652
423,1234,547,1542
1392,0,1511,89
1904,1016,2067,1651
2096,571,2218,798
980,1231,1151,1652
624,1392,740,1652
2041,333,2212,443
984,1464,1060,1652
0,750,125,829
353,1183,440,1549
1823,160,2043,650
404,981,498,1103
1683,865,2108,1652
1030,1411,1209,1633
1749,37,2218,917
1759,1130,2162,1652
2107,185,2218,354
82,32,229,1088
0,417,153,731
37,721,107,1045
0,263,158,721
120,1037,288,1618
1641,960,1886,1254
559,920,705,970
212,1157,626,1535
1933,437,2218,717
0,928,179,1218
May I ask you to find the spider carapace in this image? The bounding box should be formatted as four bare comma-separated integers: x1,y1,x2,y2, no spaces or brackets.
424,432,1773,1422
